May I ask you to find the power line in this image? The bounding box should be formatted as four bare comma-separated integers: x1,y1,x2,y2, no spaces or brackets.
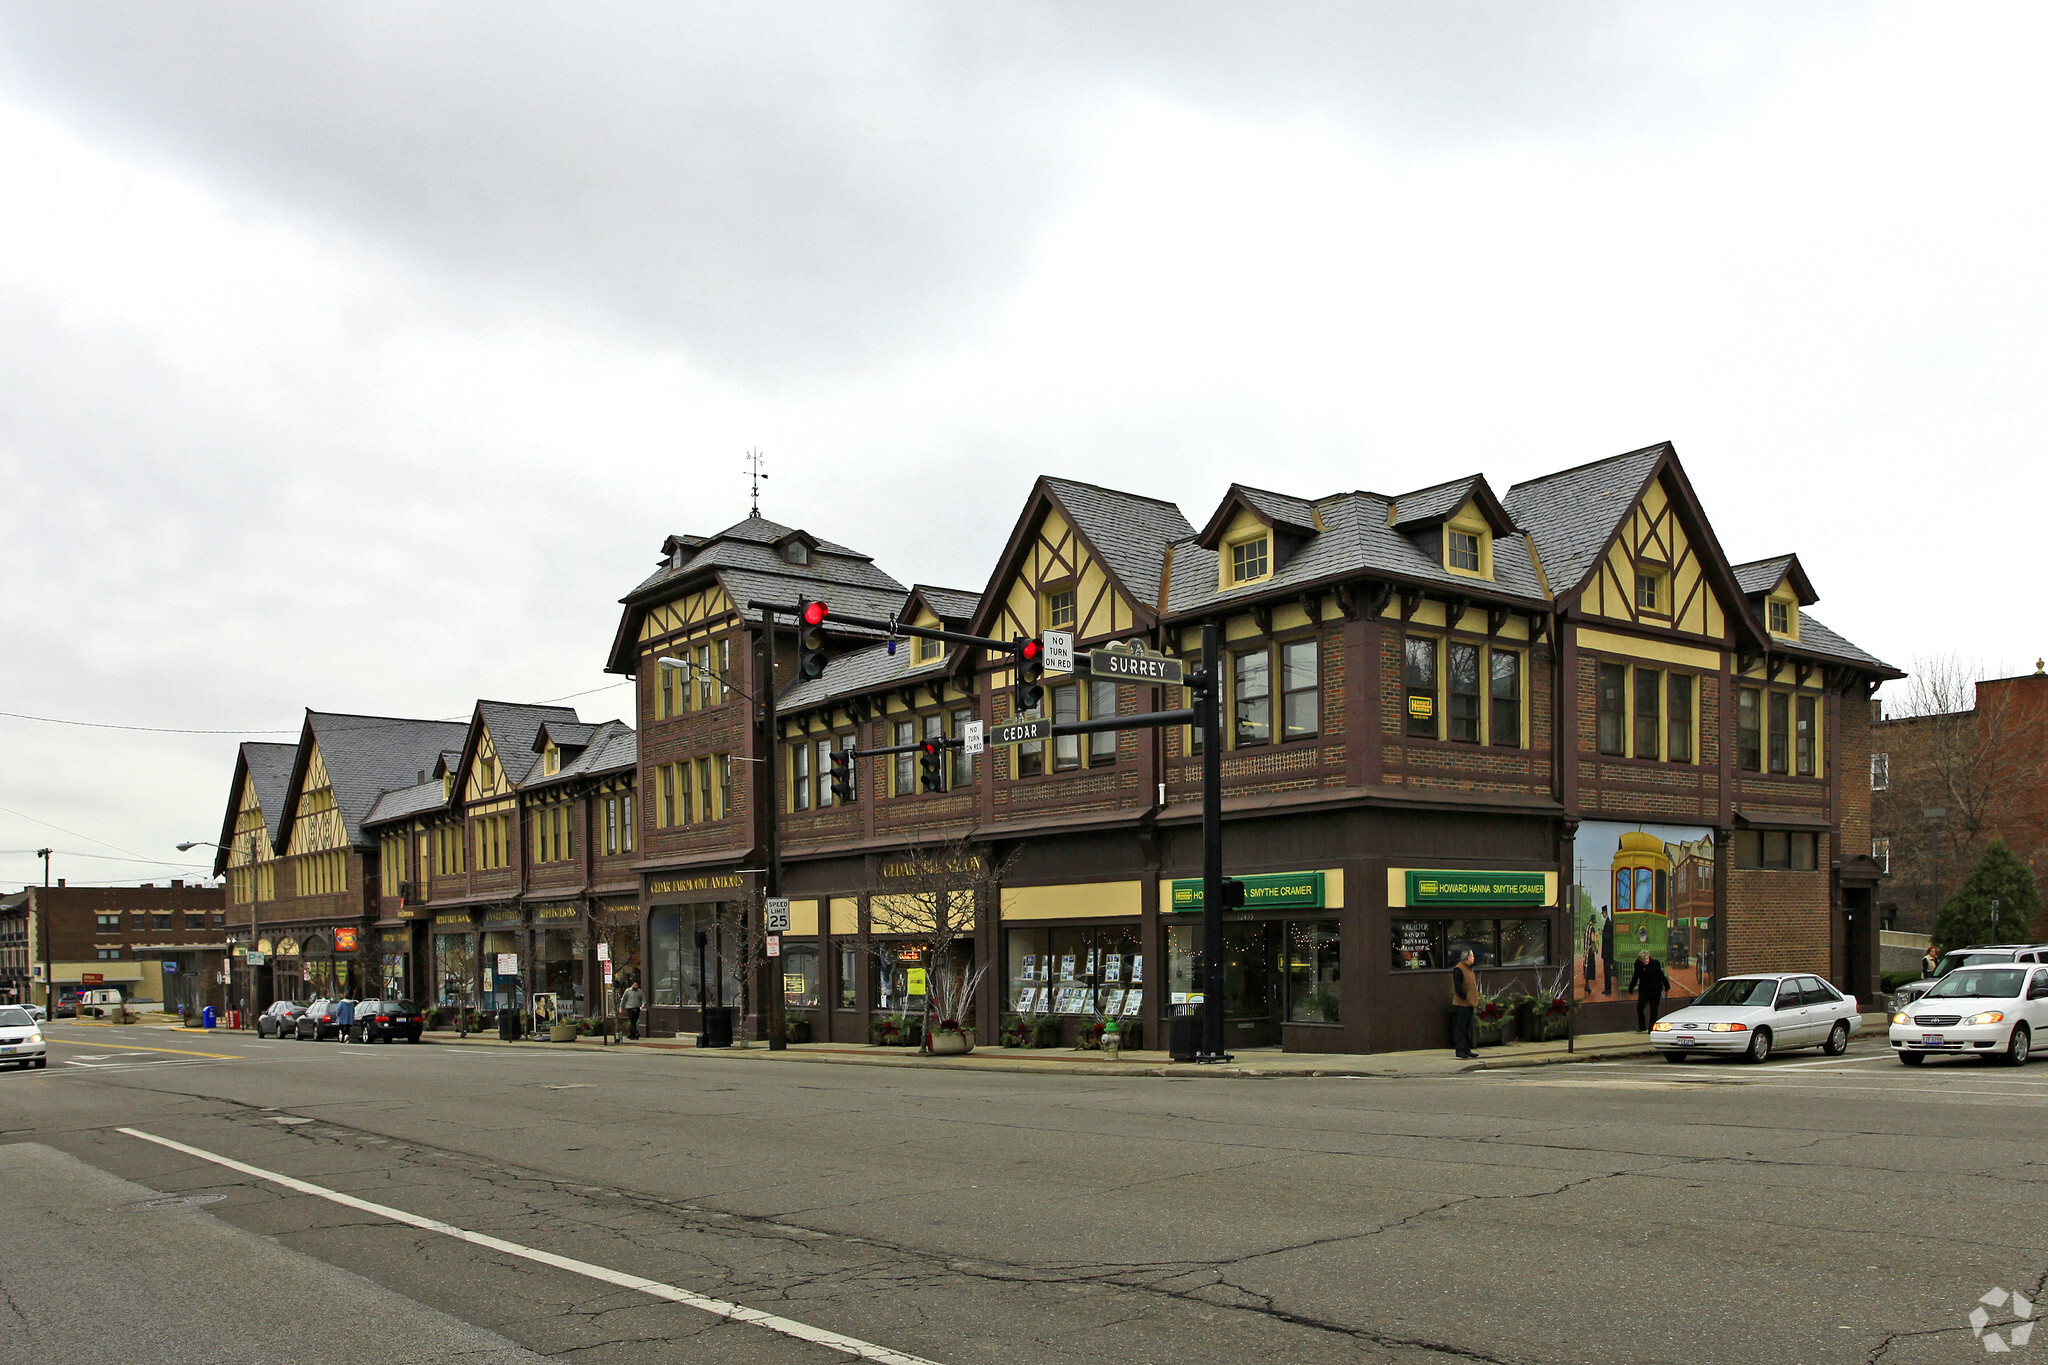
0,681,634,739
0,802,162,865
0,849,211,867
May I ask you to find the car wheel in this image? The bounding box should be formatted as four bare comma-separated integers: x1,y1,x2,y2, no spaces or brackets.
1899,1051,1926,1066
1660,1051,1687,1063
33,1057,46,1069
2005,1025,2031,1067
1823,1021,1850,1056
1743,1028,1772,1063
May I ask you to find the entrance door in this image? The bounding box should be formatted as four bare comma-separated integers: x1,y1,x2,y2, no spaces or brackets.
1221,921,1283,1048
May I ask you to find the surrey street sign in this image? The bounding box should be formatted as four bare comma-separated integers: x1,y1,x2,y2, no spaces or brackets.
1088,648,1184,685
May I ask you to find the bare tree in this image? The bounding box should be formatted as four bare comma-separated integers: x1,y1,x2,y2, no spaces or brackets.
568,904,641,1043
1876,654,2025,933
865,834,1019,1049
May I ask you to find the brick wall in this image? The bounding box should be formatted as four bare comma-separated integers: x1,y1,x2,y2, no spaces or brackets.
1725,849,1833,977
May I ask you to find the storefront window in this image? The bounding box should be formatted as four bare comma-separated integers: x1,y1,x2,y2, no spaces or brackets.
873,943,925,1014
1285,921,1340,1023
782,944,820,1008
480,930,519,1010
1393,918,1552,970
538,929,581,1012
1008,926,1142,1016
836,944,858,1009
434,933,474,1005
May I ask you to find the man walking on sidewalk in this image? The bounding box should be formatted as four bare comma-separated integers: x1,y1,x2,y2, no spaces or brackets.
618,982,643,1041
1628,951,1668,1032
1450,949,1479,1060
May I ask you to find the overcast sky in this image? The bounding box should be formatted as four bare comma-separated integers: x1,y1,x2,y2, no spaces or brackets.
3,3,2042,890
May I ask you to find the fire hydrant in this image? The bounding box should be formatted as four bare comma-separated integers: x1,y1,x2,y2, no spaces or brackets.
1101,1017,1121,1060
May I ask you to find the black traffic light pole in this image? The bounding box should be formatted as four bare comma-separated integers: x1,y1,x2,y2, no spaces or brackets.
761,604,785,1051
758,598,1231,1063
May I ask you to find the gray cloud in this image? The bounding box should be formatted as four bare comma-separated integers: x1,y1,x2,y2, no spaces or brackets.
0,1,1856,378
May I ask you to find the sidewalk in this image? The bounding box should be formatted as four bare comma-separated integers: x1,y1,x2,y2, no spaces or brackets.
403,1025,1663,1078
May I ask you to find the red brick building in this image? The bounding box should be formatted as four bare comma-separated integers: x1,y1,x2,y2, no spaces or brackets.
2,881,227,1013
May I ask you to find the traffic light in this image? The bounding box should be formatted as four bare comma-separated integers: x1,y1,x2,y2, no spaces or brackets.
1220,877,1247,909
798,600,830,680
1012,636,1044,713
829,747,858,804
918,740,947,793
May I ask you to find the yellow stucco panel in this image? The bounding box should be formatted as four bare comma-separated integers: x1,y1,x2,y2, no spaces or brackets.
1584,476,1729,640
789,901,820,936
637,584,737,642
830,898,859,934
1002,880,1143,921
994,507,1139,645
285,743,346,855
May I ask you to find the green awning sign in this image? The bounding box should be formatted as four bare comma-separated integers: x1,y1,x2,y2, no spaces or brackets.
1405,870,1549,905
1171,871,1324,912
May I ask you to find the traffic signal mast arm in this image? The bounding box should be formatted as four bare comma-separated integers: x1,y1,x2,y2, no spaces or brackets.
753,600,1046,658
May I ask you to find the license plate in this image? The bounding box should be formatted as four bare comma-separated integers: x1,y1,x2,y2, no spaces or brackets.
1920,1034,1945,1044
0,1046,14,1053
1676,1038,1696,1047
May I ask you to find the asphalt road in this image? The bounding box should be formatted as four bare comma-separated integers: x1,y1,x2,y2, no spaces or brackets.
3,1023,2042,1365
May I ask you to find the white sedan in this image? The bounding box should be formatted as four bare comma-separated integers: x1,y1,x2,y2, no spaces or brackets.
1651,973,1861,1063
0,1006,48,1070
1889,963,2048,1066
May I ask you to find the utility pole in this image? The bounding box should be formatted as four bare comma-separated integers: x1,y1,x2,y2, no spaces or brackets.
1198,623,1228,1063
36,848,52,1018
761,605,787,1050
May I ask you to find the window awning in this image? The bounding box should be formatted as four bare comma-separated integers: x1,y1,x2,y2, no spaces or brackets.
1733,809,1832,831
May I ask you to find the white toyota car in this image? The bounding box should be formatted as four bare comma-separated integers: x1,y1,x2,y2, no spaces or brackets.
1650,973,1861,1063
0,1005,48,1070
1890,963,2048,1066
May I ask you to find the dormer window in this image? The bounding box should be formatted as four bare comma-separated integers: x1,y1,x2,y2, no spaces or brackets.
543,745,561,775
918,634,945,662
1229,537,1270,585
1447,530,1481,572
785,541,810,566
1046,588,1076,631
1769,599,1790,634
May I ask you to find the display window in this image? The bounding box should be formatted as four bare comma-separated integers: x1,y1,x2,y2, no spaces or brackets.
782,943,820,1008
1167,916,1337,1042
1390,917,1551,970
1007,924,1142,1017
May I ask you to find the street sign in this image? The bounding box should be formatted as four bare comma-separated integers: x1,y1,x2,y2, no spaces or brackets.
496,953,519,975
989,716,1052,744
1088,648,1184,685
962,719,985,755
245,952,267,965
766,934,781,958
764,897,791,933
1042,631,1074,674
601,960,614,983
596,943,610,962
162,962,179,975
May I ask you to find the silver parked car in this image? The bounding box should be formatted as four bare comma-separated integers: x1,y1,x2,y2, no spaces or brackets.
1651,973,1861,1063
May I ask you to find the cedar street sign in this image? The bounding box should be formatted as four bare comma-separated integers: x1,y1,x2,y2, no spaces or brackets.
1170,871,1325,911
989,717,1052,744
1088,649,1184,685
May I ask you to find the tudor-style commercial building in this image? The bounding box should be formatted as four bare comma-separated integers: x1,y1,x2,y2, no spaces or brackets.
607,443,1900,1053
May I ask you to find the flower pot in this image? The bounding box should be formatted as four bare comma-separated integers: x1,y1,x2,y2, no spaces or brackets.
549,1022,579,1043
926,1029,973,1056
1474,1019,1504,1047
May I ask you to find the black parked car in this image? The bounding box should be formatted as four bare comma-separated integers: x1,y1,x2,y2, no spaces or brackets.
255,1000,306,1038
348,998,425,1044
293,998,345,1041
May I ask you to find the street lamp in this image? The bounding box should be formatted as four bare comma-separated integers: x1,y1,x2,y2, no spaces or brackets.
35,848,52,1018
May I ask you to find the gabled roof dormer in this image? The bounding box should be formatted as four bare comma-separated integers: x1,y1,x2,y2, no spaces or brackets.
1387,475,1515,583
1195,485,1321,591
774,528,820,567
1732,554,1818,643
969,476,1192,646
896,585,982,667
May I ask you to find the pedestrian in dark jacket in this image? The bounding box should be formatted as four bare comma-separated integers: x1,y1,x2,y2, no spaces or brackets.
1628,952,1668,1032
1450,950,1480,1059
335,995,357,1043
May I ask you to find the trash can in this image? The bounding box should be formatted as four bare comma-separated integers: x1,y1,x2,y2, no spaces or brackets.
201,1006,216,1029
499,1009,524,1041
1168,1012,1201,1063
698,1006,735,1049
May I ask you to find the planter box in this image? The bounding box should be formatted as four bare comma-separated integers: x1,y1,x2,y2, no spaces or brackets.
549,1022,579,1043
927,1030,972,1056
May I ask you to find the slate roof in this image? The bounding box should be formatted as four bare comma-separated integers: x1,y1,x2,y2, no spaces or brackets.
1791,613,1901,675
362,778,449,828
911,585,982,621
241,741,298,848
534,720,598,752
1043,478,1195,610
1236,486,1320,533
299,712,470,849
1733,555,1795,596
1388,476,1482,529
475,702,582,788
1166,491,1548,615
1502,443,1668,596
522,721,638,793
626,516,882,601
778,639,953,712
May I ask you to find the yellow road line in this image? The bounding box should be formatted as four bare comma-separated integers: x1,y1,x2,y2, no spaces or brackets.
46,1039,244,1061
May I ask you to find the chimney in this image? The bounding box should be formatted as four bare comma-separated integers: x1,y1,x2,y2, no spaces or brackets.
56,879,65,887
171,879,184,889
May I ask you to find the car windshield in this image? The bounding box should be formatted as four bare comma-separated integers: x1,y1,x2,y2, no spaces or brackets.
1927,968,2027,1000
1693,978,1778,1008
1937,952,2014,976
0,1008,32,1027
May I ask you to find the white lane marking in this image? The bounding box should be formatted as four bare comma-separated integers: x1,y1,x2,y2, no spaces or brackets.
1758,1055,1888,1070
118,1128,947,1365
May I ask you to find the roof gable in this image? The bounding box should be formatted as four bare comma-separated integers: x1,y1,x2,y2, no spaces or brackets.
969,477,1193,645
1194,484,1319,549
1502,443,1670,596
1732,553,1818,606
278,712,469,852
1389,475,1515,537
212,740,296,874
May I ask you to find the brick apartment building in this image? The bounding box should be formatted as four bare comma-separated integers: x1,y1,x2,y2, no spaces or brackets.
1873,663,2048,937
1,881,229,1013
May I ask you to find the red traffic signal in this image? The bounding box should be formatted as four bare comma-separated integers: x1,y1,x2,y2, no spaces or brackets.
1019,638,1041,660
802,601,829,626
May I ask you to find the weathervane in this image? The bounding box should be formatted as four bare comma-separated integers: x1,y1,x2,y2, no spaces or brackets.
745,447,767,517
